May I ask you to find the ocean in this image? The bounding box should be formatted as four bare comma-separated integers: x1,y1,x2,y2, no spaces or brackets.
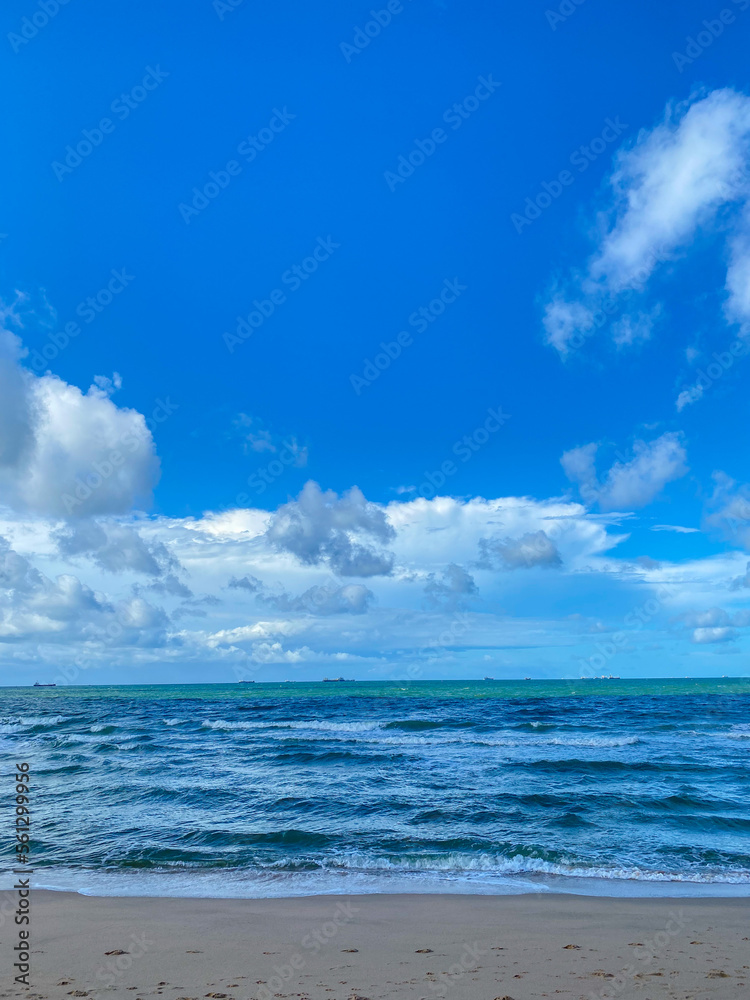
2,679,750,898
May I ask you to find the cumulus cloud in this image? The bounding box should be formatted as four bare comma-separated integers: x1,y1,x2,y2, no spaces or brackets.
676,606,750,644
730,561,750,590
0,534,168,646
55,520,186,584
265,480,395,576
691,626,737,644
228,574,263,592
479,530,562,569
229,571,373,615
424,563,478,608
0,325,160,518
679,607,731,628
2,487,739,679
543,89,750,355
561,433,687,510
265,583,374,616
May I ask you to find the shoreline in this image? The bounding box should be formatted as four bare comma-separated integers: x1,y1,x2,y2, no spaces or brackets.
11,890,749,999
22,880,750,900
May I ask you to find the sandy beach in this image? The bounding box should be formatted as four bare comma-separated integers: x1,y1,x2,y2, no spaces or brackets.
6,891,748,1000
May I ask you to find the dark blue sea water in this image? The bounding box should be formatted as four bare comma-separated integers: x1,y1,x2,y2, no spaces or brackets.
2,680,749,897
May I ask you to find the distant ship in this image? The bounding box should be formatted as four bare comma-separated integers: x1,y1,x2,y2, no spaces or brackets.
238,680,255,684
322,677,352,682
33,681,56,688
483,676,494,680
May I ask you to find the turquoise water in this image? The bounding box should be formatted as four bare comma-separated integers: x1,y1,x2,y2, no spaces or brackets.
2,679,749,897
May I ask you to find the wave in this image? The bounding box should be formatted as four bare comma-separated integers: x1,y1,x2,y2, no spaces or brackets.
200,719,381,733
382,719,476,731
1,715,70,731
317,852,750,883
547,735,640,747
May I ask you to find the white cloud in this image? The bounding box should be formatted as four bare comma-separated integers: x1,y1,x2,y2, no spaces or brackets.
0,534,167,647
265,480,395,577
0,325,159,518
561,433,688,510
611,308,659,347
479,530,562,569
691,626,737,644
2,486,747,681
676,382,705,411
730,561,750,590
544,88,750,354
680,607,730,628
424,563,478,608
651,524,699,534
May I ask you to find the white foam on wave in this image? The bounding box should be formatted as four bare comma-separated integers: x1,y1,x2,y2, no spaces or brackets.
327,851,750,883
201,719,381,733
1,715,70,729
548,735,640,748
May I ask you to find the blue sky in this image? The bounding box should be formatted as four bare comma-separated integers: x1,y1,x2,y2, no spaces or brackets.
2,0,750,683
